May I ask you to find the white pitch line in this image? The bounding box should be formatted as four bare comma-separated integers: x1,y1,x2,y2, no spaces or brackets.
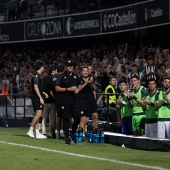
0,140,169,170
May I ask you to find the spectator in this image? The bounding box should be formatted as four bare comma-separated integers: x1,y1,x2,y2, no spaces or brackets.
143,56,159,87
127,63,143,89
6,0,18,21
158,64,167,87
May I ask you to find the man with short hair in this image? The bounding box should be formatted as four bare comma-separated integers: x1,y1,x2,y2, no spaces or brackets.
55,64,64,139
143,79,158,138
55,60,81,144
27,60,48,139
128,75,148,136
41,64,57,138
87,64,98,132
154,77,170,139
76,66,97,138
104,76,117,108
143,57,159,87
127,63,143,89
117,79,133,135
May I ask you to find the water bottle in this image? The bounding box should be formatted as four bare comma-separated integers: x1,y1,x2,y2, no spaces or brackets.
85,131,90,141
93,132,99,143
99,129,102,143
5,121,8,128
75,131,79,141
88,132,93,143
79,131,83,142
100,133,105,143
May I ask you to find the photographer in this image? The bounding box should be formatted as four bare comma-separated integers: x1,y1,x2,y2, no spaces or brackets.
104,76,117,108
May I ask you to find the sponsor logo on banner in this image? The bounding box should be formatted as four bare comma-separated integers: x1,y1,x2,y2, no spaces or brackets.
65,13,100,36
66,17,99,35
66,17,74,35
137,0,169,27
102,8,136,32
144,7,163,22
0,28,9,42
26,18,62,39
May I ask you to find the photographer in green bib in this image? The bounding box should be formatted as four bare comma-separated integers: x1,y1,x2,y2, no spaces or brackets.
128,75,148,136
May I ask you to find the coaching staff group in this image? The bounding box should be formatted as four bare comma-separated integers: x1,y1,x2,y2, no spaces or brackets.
55,60,81,145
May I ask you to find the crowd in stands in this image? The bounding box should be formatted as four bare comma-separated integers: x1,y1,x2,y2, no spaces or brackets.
0,41,170,97
1,0,150,21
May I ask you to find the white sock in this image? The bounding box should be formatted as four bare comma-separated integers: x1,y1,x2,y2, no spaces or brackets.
35,129,40,134
57,130,60,137
29,126,34,131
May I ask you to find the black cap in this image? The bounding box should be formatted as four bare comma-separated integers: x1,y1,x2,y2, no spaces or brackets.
65,60,73,66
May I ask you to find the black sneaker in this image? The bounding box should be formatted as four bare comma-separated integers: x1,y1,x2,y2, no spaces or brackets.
70,134,77,144
65,137,71,145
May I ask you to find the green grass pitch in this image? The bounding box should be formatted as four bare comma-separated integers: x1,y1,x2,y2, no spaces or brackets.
0,127,169,170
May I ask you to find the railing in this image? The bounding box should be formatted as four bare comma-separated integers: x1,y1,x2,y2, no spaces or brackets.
0,93,120,130
0,94,34,118
0,92,118,121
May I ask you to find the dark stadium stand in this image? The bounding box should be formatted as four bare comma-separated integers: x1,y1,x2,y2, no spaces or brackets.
0,0,152,21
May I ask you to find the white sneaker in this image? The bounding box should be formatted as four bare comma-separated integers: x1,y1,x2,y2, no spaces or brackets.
27,131,35,138
36,133,47,139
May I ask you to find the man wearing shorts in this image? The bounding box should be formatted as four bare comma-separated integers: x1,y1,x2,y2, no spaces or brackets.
128,75,148,136
143,79,158,138
87,64,98,132
75,66,97,137
154,77,170,139
27,60,48,139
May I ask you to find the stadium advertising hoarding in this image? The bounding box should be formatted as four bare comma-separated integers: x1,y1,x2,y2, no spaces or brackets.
0,0,170,43
102,6,137,33
25,17,63,40
0,22,24,43
136,0,170,27
64,12,100,37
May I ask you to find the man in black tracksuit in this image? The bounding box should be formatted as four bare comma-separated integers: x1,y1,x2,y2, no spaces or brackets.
55,60,81,144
